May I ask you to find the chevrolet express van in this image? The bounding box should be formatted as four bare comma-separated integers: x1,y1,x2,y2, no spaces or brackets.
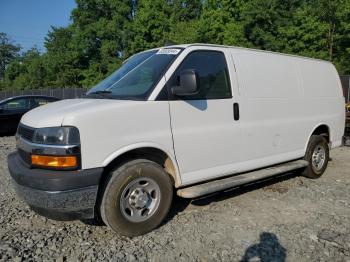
8,44,345,236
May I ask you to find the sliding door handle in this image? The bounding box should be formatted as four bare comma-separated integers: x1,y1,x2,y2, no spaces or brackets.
233,103,240,121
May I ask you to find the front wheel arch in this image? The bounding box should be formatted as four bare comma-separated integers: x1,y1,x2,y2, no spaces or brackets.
102,144,181,188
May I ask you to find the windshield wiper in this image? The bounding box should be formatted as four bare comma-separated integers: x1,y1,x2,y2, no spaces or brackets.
90,90,112,95
85,90,112,98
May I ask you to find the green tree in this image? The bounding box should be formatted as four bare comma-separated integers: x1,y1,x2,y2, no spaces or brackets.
1,59,25,90
196,0,226,44
316,0,342,62
334,0,350,74
0,32,20,80
166,0,202,44
44,26,83,87
4,47,47,89
71,0,132,85
171,0,202,22
238,0,302,51
278,4,328,59
127,0,171,55
315,0,350,73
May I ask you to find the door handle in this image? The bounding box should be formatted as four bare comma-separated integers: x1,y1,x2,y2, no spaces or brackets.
233,103,240,121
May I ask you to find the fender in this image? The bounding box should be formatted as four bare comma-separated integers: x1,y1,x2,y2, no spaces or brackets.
304,123,331,153
102,142,182,187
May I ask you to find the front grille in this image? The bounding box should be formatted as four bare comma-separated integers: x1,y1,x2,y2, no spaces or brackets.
17,124,35,142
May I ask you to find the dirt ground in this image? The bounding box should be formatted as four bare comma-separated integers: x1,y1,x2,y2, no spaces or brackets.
0,135,349,261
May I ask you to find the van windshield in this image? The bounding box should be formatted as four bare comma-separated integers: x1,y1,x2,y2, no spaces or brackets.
86,48,182,100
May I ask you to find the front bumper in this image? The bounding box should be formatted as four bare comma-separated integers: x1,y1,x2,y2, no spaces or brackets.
8,152,104,220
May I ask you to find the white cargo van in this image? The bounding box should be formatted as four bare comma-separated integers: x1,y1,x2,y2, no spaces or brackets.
8,44,345,236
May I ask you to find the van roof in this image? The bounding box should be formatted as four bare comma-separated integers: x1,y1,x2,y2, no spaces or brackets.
163,43,332,64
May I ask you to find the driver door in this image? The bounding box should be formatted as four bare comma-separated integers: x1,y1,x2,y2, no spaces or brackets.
166,49,242,185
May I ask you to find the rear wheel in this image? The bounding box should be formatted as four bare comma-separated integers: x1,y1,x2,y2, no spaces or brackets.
100,159,173,237
302,135,329,179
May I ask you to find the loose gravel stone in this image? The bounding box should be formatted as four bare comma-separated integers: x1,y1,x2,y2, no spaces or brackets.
0,135,349,261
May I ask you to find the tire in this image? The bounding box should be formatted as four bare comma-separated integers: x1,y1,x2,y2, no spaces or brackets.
100,159,173,237
302,135,329,179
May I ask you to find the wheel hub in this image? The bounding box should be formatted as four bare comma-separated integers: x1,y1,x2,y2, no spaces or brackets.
129,189,150,209
312,145,326,171
120,177,161,223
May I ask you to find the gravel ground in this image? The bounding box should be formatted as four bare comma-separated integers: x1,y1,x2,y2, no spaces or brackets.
0,135,349,262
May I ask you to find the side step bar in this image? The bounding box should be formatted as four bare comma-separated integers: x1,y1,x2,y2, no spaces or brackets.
177,160,308,198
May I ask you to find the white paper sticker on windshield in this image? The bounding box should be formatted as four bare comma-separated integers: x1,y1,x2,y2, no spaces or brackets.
156,49,181,55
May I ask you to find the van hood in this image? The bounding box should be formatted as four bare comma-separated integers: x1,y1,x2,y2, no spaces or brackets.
21,98,134,128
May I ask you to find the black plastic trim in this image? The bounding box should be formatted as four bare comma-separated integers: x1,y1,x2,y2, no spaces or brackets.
233,103,240,121
11,179,97,220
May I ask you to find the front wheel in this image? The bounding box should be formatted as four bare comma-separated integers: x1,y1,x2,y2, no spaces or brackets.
302,135,329,179
100,159,173,237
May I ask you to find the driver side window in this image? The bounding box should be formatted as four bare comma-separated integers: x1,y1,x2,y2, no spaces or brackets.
169,50,232,100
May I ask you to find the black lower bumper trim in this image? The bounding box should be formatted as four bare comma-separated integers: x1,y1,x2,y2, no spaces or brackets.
11,179,98,220
8,151,104,220
30,206,94,221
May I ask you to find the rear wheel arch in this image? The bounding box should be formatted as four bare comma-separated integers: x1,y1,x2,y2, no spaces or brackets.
311,124,330,142
305,124,331,152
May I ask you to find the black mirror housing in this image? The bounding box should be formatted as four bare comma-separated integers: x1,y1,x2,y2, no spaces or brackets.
172,69,199,96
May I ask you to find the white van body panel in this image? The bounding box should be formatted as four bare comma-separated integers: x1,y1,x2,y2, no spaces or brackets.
61,100,175,169
20,99,102,128
222,49,345,186
19,44,345,188
163,46,244,185
160,45,344,186
21,99,178,176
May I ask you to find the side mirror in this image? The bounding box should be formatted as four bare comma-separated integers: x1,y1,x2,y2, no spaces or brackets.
172,69,199,96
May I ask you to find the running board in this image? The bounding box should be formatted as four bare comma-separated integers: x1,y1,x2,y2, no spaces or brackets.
177,160,308,198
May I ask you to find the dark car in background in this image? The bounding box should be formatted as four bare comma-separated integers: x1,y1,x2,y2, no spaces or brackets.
0,95,60,135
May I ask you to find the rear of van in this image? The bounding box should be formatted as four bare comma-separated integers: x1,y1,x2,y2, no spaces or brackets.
297,58,345,147
231,49,345,167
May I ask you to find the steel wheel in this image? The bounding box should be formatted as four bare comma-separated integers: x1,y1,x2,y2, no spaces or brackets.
311,144,326,171
120,177,161,223
302,135,329,179
100,159,173,236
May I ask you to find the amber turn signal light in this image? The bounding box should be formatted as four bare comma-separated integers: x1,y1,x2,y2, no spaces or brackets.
31,155,77,168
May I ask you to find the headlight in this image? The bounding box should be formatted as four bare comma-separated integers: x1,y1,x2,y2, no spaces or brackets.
29,126,81,169
33,126,80,145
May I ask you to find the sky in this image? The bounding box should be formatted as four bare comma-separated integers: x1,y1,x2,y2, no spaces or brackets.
0,0,76,53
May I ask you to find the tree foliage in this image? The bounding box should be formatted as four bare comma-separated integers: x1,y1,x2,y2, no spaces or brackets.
0,33,20,81
1,0,350,90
